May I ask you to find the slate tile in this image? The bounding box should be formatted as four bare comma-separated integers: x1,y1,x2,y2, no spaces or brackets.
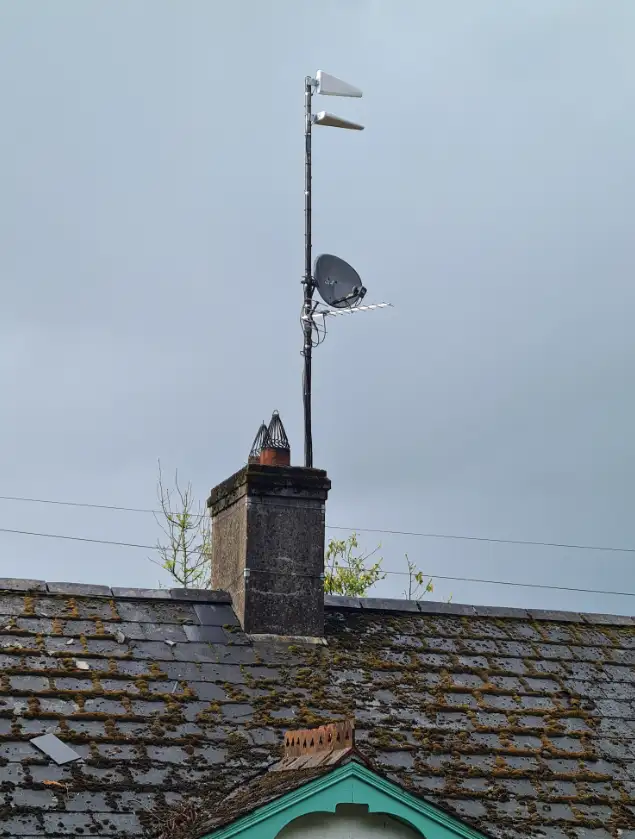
515,715,547,730
188,682,226,701
424,636,459,653
436,711,473,731
172,641,219,663
10,675,50,692
443,693,479,709
43,812,95,834
184,624,228,644
66,719,108,738
85,638,128,656
484,694,520,711
46,582,112,597
146,745,191,764
39,697,79,715
170,589,231,604
18,718,59,737
575,628,615,647
142,622,189,642
111,587,171,599
474,711,509,728
524,677,561,693
0,578,47,592
608,648,635,665
115,600,195,624
449,672,484,688
78,765,128,784
466,623,508,642
457,655,488,669
215,645,259,665
181,701,219,722
581,612,634,625
14,617,55,634
488,675,524,691
460,638,498,654
505,623,543,641
528,609,582,623
11,788,59,809
324,595,362,609
604,664,635,683
100,678,141,694
540,625,574,643
72,598,119,620
161,661,203,681
82,696,127,715
129,765,171,785
0,762,24,786
496,640,535,657
529,660,567,676
113,660,153,677
53,677,95,692
95,743,139,760
221,702,255,720
129,699,168,716
416,652,452,668
193,603,239,626
518,695,555,711
1,814,42,834
64,791,111,811
447,799,488,819
194,745,228,765
130,641,176,661
418,601,479,617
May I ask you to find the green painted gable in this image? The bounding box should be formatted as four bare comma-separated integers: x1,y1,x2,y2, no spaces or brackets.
204,760,490,839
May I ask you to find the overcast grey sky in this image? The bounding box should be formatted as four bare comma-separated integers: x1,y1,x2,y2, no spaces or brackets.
1,1,634,614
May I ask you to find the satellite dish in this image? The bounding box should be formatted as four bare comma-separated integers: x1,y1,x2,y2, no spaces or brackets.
313,254,367,309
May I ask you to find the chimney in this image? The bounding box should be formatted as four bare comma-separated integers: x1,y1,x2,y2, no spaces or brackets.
208,412,330,637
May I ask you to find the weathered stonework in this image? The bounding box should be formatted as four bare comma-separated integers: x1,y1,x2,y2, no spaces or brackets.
207,464,331,637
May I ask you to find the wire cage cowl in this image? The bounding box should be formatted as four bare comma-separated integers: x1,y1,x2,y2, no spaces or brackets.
260,411,291,467
248,422,269,464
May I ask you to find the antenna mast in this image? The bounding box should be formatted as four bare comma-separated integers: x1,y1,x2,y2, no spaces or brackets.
300,71,383,469
302,76,314,469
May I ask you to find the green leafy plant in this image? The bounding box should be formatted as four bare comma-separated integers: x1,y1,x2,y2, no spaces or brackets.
323,532,386,596
152,462,211,589
403,553,434,599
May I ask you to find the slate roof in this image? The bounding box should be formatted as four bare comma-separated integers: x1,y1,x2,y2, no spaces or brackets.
1,579,635,839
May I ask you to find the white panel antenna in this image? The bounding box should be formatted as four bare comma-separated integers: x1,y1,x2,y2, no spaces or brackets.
314,111,364,131
316,70,363,98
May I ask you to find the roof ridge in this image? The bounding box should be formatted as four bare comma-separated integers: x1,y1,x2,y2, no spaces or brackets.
324,593,634,626
0,578,232,604
0,578,632,625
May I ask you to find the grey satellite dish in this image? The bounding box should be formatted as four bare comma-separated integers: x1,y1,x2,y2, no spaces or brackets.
313,253,367,309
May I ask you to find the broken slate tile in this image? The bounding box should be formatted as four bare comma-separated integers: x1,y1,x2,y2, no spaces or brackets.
30,733,82,765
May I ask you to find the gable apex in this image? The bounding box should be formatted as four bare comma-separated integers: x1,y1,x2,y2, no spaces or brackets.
201,759,492,839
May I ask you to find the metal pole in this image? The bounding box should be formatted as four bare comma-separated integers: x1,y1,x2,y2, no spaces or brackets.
303,76,314,468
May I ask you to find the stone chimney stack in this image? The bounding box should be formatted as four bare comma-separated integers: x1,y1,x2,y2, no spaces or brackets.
208,412,330,637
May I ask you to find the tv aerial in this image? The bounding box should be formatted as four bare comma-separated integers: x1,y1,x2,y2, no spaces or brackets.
301,71,392,467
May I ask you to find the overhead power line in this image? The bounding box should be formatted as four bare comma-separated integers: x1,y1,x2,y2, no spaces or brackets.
0,493,634,555
0,524,634,599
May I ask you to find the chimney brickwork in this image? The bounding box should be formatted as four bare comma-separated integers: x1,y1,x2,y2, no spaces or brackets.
207,463,331,637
